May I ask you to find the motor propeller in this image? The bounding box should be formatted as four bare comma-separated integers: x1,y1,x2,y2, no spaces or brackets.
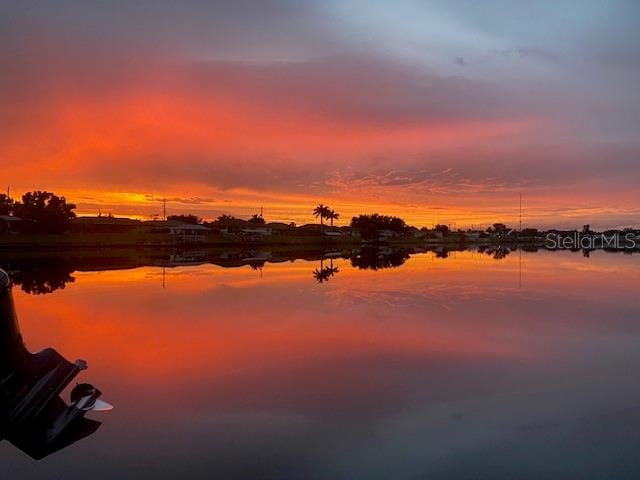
70,383,114,412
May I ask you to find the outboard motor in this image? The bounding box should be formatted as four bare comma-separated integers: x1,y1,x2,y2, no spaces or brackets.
0,269,111,459
0,269,21,360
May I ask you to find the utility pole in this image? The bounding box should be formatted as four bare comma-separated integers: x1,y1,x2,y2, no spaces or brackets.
519,248,522,289
519,192,522,232
163,197,166,221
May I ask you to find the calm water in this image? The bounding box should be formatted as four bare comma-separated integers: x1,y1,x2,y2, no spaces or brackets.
2,249,640,479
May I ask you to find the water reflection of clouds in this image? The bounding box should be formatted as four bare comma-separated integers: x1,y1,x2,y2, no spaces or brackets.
4,250,640,478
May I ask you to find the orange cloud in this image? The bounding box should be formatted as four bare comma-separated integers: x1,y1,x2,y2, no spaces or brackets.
2,33,638,228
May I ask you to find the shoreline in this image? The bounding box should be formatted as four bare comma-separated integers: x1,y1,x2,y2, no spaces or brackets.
0,232,545,249
2,231,638,252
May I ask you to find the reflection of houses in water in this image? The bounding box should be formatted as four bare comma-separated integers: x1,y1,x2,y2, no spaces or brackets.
211,251,274,269
323,230,342,239
222,251,271,261
241,251,272,272
240,251,273,262
350,247,411,270
167,250,209,266
0,270,110,459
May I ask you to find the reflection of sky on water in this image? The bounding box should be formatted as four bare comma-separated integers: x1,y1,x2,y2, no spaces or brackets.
2,250,640,479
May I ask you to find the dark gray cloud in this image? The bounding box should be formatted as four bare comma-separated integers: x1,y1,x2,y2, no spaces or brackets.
516,47,560,62
2,0,638,137
0,18,528,128
180,55,529,125
0,0,336,59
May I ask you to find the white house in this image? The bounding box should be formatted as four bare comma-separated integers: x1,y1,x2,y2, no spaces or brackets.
168,223,210,243
464,231,482,241
378,229,398,241
0,215,23,233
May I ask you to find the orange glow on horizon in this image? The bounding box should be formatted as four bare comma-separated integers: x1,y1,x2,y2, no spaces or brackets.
3,62,638,229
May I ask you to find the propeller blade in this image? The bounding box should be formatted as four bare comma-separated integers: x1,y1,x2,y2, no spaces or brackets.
90,399,114,412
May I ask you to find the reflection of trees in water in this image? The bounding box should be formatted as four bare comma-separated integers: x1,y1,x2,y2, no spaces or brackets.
313,258,339,283
1,244,522,294
479,246,511,260
350,248,410,270
248,260,266,270
1,258,75,295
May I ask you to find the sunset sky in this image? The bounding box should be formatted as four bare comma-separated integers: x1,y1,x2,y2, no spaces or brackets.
2,1,639,229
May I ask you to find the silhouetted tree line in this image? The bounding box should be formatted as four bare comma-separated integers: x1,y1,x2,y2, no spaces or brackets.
167,214,202,225
434,224,450,235
248,214,265,225
486,223,509,235
0,191,76,233
350,214,407,240
0,194,14,215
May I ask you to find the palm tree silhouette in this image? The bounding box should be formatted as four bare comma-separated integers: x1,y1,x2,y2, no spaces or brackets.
313,204,330,232
327,258,340,276
328,209,340,227
313,257,327,282
312,267,331,283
